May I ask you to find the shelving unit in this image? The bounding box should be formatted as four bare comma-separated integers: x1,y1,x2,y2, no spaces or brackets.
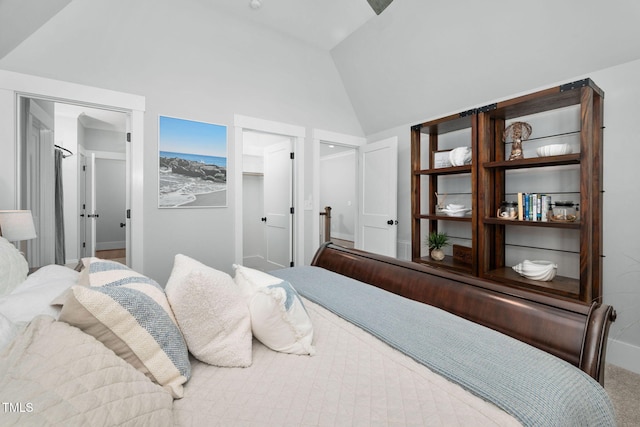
411,78,604,304
411,112,478,275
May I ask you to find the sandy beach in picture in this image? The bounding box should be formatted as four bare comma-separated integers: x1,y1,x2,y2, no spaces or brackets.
181,190,226,207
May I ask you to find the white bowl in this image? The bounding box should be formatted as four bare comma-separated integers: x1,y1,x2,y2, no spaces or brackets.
446,204,465,210
441,208,471,217
536,144,572,157
512,260,557,281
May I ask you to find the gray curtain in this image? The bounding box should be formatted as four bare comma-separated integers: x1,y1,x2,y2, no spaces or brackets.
54,149,66,264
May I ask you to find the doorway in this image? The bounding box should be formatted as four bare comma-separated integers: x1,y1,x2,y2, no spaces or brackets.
2,71,144,271
234,114,305,269
312,130,398,258
19,97,129,267
319,142,357,248
242,130,294,271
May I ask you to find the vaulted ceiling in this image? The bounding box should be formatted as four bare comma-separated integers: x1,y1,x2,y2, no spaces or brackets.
3,0,640,135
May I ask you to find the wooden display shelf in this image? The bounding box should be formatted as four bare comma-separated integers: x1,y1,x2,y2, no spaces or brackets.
482,153,580,169
418,214,472,222
483,267,580,299
415,256,473,275
412,78,602,304
415,165,472,175
483,217,581,229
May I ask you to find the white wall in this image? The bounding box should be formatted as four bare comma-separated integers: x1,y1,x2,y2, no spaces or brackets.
0,0,364,282
332,0,640,135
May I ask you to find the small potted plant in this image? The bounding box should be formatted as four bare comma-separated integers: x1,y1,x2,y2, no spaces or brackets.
427,231,450,261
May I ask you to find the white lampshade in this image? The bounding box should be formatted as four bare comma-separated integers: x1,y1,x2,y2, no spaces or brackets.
0,210,37,242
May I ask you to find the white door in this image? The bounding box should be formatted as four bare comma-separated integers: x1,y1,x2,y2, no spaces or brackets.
83,153,97,257
125,118,132,266
357,137,398,257
263,140,293,270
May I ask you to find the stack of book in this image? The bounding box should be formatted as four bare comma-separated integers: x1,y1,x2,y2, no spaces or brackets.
516,193,552,221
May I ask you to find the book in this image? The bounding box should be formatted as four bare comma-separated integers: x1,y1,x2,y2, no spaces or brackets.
517,192,524,220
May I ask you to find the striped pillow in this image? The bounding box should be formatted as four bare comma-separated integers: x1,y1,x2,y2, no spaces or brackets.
59,259,190,398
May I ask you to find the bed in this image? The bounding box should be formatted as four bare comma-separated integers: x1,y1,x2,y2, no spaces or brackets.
0,238,617,426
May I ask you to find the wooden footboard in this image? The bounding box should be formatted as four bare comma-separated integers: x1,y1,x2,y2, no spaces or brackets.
311,243,616,385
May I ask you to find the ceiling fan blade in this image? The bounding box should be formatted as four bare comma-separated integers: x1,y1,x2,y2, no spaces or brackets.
366,0,393,15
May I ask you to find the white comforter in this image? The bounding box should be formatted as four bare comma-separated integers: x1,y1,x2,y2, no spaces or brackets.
0,316,174,426
174,298,520,426
0,268,520,426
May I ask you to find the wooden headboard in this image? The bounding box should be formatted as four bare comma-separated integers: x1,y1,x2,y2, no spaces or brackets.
311,243,616,385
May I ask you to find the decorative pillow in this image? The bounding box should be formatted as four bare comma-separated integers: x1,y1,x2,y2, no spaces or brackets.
165,254,252,367
233,265,315,355
58,259,190,399
232,263,283,299
0,237,28,297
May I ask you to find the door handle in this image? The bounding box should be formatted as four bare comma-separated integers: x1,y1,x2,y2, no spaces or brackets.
387,220,398,225
88,214,99,218
261,217,267,222
120,222,126,228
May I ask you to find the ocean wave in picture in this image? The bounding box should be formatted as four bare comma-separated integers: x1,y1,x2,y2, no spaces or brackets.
159,154,227,208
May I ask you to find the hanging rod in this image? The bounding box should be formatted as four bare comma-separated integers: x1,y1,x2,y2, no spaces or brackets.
54,144,74,158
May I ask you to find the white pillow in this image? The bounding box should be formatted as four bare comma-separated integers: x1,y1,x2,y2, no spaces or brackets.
0,264,79,323
59,258,190,398
233,265,315,355
0,237,28,297
165,255,252,367
232,263,282,299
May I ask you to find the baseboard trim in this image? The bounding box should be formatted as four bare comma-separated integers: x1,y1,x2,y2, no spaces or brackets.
331,232,354,241
96,241,126,251
607,338,640,375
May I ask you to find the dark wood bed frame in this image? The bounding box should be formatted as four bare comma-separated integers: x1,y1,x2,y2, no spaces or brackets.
311,243,616,385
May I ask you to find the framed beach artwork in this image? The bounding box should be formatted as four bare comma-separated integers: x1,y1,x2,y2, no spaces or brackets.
158,115,227,208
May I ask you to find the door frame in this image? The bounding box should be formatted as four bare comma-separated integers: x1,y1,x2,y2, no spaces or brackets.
234,114,305,267
311,129,366,255
0,70,145,271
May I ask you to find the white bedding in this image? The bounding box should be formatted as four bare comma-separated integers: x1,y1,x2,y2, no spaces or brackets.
0,261,523,425
174,298,520,426
0,264,79,324
0,316,173,426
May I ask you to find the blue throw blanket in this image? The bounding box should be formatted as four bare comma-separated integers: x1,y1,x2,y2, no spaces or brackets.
272,266,616,427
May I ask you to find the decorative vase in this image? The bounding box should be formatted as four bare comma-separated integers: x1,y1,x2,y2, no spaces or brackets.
430,248,445,261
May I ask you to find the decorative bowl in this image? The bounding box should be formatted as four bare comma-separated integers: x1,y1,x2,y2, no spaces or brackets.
440,207,471,217
449,147,472,166
446,204,465,211
536,143,572,157
512,260,557,281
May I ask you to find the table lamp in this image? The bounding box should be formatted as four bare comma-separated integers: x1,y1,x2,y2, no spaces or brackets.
0,210,37,243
